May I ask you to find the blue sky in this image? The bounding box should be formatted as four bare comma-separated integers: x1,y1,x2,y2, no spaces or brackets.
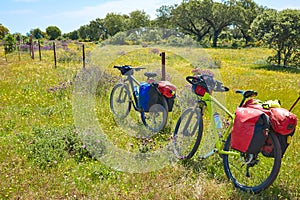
1,0,300,35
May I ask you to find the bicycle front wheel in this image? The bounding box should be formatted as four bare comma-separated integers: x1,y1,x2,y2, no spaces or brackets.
110,83,131,119
173,107,203,159
141,96,168,132
222,132,282,194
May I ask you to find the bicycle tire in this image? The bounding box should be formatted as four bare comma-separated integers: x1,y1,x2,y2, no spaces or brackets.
222,131,282,194
141,96,168,132
110,83,131,119
173,107,203,159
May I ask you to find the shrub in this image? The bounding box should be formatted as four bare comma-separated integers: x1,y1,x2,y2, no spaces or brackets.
108,32,127,45
28,126,94,169
4,34,16,53
57,49,81,63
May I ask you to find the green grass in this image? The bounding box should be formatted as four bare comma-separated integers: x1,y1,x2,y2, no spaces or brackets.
0,45,300,199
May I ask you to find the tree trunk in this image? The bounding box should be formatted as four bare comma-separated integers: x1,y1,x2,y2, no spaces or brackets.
245,35,252,46
277,50,281,66
212,31,219,48
196,34,203,42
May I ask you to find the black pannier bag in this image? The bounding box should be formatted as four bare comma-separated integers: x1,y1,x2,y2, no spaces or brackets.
231,107,269,154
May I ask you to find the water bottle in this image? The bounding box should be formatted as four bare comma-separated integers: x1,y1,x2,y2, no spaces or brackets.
134,86,139,98
214,112,222,138
213,112,222,129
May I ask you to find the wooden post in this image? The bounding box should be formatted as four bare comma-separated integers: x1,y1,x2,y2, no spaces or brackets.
38,40,42,61
18,45,21,61
30,35,34,59
4,45,7,62
82,44,85,68
53,42,57,68
160,52,166,81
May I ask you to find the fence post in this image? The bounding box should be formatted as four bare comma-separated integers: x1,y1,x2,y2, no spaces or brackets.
30,35,34,59
18,45,21,61
38,40,42,61
160,52,166,81
82,44,85,69
53,42,57,68
4,45,7,62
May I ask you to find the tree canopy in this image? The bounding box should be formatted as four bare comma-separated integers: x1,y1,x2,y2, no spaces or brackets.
171,0,211,43
252,9,300,66
30,28,46,39
46,26,62,40
0,24,9,39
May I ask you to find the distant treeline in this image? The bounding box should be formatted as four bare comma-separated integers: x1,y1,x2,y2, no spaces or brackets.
1,0,300,66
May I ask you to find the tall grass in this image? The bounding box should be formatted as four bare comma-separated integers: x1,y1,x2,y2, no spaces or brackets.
0,45,299,199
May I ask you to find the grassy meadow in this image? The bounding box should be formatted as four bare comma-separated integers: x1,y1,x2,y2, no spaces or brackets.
1,44,300,199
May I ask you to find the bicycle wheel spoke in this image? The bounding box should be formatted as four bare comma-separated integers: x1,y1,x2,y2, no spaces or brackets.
173,108,203,159
223,132,282,193
141,100,168,133
110,84,131,119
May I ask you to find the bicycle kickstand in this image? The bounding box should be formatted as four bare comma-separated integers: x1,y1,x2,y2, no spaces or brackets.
198,148,218,160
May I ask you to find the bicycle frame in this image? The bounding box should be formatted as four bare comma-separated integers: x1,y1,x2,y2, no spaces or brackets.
196,92,240,158
121,74,141,111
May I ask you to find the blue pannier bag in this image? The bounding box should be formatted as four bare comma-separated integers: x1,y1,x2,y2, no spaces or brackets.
139,82,159,112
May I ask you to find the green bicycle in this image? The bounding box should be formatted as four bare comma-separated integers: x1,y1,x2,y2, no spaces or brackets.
173,74,282,193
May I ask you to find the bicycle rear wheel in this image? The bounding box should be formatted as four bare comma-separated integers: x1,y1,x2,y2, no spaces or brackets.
110,83,131,119
173,107,203,159
222,132,282,194
141,96,168,132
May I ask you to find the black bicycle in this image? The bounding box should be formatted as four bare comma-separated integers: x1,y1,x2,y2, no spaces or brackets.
110,65,169,132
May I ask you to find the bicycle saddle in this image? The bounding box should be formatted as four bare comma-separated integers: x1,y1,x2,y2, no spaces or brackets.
236,90,258,98
144,72,157,78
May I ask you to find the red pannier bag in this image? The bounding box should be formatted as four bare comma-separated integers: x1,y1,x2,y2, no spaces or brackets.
269,108,297,135
157,81,176,98
231,107,269,154
157,81,176,112
262,108,297,158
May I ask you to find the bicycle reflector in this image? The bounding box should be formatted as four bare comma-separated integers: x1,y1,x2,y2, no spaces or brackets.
192,84,207,96
191,75,210,96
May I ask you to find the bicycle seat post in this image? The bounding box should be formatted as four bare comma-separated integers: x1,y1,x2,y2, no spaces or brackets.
144,72,157,83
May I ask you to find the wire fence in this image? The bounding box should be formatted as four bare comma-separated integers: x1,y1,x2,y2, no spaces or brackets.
0,40,88,68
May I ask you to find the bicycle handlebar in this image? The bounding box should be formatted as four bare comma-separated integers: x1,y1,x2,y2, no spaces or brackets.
186,76,203,85
114,65,146,76
114,65,146,71
186,75,229,93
